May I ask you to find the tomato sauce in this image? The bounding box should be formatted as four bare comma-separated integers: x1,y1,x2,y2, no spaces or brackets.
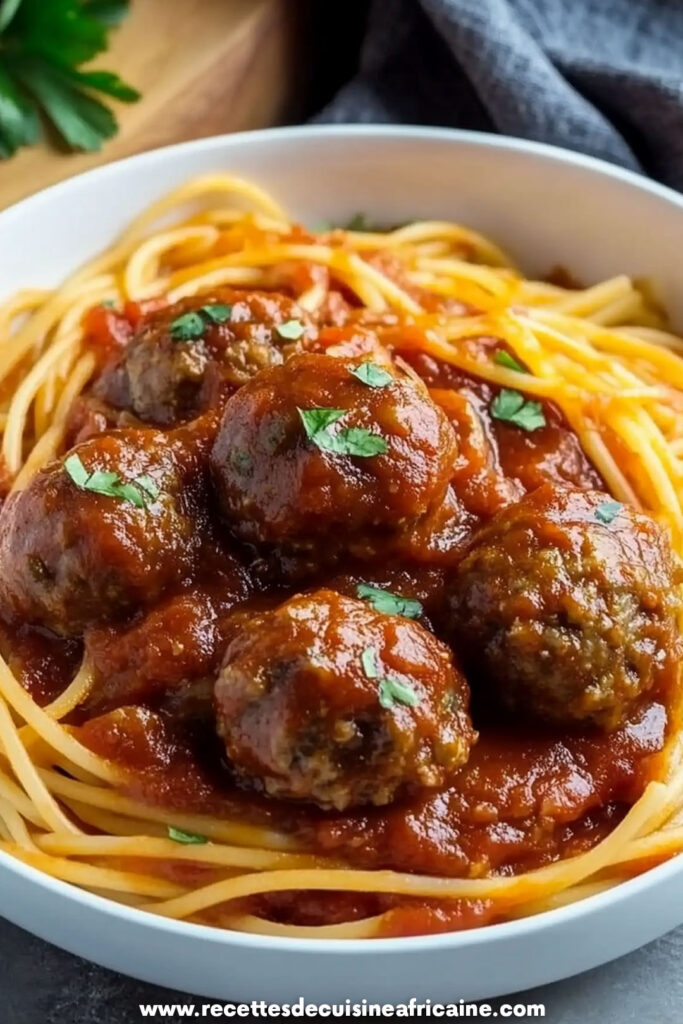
2,304,678,936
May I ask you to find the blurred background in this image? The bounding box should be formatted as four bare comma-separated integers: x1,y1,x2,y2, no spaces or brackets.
0,0,370,209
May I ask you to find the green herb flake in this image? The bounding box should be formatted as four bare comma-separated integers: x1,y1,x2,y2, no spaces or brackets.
349,362,393,389
361,647,380,679
63,454,157,509
101,299,116,309
493,350,527,374
297,407,345,440
595,500,623,525
490,389,546,432
356,584,422,620
167,826,207,846
134,474,160,500
330,428,387,457
200,303,232,324
276,319,306,341
378,677,419,710
297,409,387,458
170,311,206,342
64,453,90,488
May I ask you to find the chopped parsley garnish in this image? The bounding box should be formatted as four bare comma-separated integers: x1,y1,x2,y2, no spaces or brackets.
493,350,527,373
200,303,232,324
134,474,160,500
349,362,393,389
361,646,420,710
169,311,205,341
356,584,422,620
100,299,116,309
298,407,345,439
64,453,158,509
170,304,233,341
378,677,419,710
167,826,207,846
361,647,380,679
297,408,388,458
595,500,623,524
276,319,306,341
490,389,546,432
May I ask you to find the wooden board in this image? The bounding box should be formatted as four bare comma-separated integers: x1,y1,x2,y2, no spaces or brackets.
0,0,307,210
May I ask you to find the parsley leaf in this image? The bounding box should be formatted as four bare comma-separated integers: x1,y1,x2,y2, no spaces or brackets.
361,645,419,710
134,474,160,500
167,826,207,846
276,319,305,341
200,303,232,324
0,0,138,157
349,362,393,389
297,407,345,440
595,500,623,524
0,1,22,33
170,311,206,342
378,678,419,710
0,63,38,155
64,453,158,509
328,427,388,457
63,452,88,487
493,350,527,374
297,408,387,458
490,389,546,432
361,647,380,679
356,584,422,620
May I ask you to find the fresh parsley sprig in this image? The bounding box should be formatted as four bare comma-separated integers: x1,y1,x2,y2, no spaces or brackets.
64,452,159,509
356,584,422,620
0,0,139,159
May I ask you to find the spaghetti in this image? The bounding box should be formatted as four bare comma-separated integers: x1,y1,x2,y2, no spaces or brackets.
0,173,682,939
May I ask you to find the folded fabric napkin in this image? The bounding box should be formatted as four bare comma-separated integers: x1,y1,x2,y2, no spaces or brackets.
316,0,683,191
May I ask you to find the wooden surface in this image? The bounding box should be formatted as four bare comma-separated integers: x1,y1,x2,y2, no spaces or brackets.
0,0,307,210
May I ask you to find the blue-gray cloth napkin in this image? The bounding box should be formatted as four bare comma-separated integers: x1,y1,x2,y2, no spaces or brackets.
316,0,683,191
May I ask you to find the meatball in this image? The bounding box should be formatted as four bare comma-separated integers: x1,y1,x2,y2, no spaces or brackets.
0,427,208,636
95,290,314,426
211,353,458,553
214,589,475,810
447,484,682,729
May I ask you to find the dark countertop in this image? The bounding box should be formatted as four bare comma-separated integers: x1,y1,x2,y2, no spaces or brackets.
2,914,683,1022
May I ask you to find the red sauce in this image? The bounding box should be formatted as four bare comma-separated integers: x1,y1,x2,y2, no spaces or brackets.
2,304,678,937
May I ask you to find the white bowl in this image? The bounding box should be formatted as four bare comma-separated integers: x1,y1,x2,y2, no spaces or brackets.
1,125,683,1003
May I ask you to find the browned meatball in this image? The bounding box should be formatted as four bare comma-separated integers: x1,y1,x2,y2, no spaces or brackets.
96,290,315,426
0,427,209,636
447,484,682,729
211,353,458,553
214,589,475,810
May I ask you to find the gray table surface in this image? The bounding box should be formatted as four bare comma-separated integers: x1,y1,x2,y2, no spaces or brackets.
2,914,682,1022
